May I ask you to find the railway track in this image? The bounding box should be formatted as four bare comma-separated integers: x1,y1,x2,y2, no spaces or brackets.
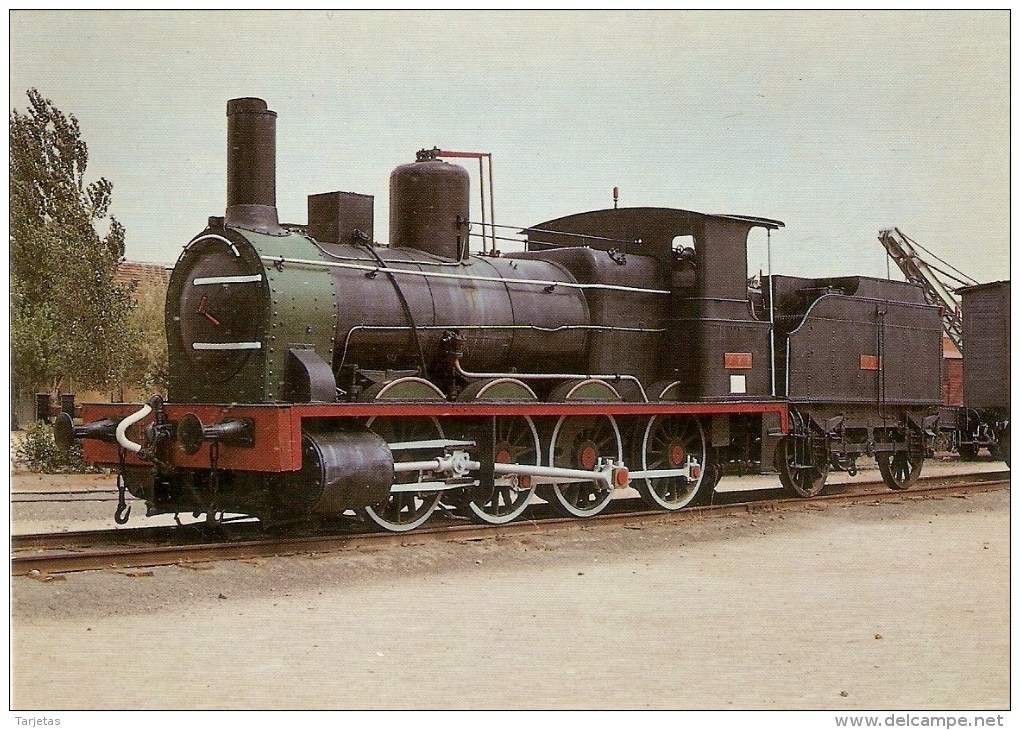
12,489,125,504
11,470,1009,576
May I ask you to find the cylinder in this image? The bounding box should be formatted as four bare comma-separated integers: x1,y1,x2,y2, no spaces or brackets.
389,157,470,260
225,97,281,234
275,430,394,515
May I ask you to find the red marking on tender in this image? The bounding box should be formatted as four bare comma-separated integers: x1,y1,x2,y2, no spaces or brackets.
860,355,882,371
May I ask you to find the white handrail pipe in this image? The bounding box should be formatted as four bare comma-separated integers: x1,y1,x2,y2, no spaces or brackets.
115,403,152,454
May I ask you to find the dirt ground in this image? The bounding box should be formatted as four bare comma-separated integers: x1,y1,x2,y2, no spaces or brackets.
10,479,1009,710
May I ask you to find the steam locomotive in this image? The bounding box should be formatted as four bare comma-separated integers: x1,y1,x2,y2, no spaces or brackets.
59,97,946,532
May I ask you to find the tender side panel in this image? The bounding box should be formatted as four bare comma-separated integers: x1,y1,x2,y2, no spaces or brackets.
785,295,941,405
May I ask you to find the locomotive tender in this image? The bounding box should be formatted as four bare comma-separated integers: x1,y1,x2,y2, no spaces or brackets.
60,97,944,531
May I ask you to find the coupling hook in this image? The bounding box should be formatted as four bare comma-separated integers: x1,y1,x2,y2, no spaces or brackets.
115,502,132,525
114,470,131,525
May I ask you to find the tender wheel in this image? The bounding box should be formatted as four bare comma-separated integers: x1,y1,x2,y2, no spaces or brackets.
877,451,924,490
361,415,445,532
876,427,926,491
775,437,829,498
636,415,709,511
958,443,980,460
539,414,623,518
876,448,924,491
456,379,540,525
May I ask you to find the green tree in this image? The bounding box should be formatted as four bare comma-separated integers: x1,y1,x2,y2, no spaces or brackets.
10,89,134,396
123,278,169,395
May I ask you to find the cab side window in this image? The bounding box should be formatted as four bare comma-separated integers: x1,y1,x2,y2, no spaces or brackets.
671,235,697,288
746,227,770,319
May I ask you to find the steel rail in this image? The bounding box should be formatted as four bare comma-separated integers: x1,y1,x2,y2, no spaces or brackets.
12,495,126,504
11,471,1009,576
12,489,121,496
11,469,1007,549
12,521,253,551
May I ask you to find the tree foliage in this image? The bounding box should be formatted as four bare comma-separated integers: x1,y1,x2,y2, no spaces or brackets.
10,89,134,392
14,421,92,473
123,278,169,395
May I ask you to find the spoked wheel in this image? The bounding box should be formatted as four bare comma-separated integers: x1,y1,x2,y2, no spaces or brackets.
465,415,540,524
359,377,447,533
877,451,924,490
361,415,445,532
539,414,623,518
636,415,709,511
877,448,924,491
775,436,829,498
456,379,540,525
877,427,926,491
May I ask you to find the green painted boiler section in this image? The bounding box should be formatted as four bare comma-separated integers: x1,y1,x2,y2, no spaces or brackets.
166,224,337,404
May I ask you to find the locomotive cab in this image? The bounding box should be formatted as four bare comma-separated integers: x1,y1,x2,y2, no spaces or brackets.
522,207,783,401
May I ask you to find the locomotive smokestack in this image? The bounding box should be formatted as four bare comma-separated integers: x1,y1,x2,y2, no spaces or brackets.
224,97,282,234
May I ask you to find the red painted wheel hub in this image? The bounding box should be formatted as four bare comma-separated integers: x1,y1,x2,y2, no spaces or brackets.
578,444,598,471
669,442,686,466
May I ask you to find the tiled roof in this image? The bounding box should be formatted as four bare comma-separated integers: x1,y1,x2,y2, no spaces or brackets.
116,261,172,288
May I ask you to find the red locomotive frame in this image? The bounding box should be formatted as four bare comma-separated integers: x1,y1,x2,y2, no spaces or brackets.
82,400,789,473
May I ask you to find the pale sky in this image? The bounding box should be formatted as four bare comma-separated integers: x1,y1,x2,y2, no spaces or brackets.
9,10,1010,285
